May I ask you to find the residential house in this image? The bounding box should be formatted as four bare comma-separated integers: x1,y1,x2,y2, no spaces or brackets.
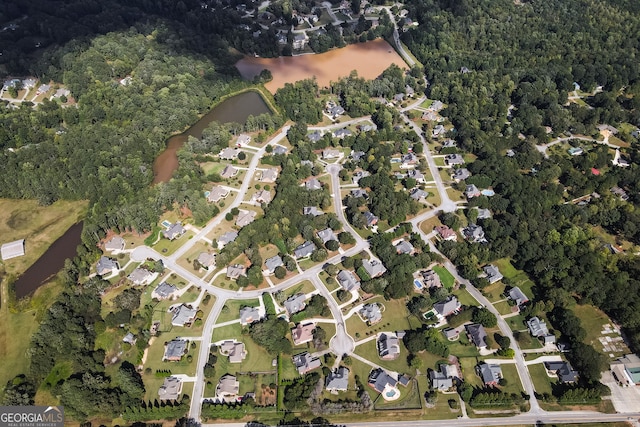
368,368,397,393
410,188,428,201
1,239,25,261
377,333,401,360
527,317,553,339
359,124,376,132
395,239,415,255
305,179,322,190
235,210,256,227
429,100,444,111
293,33,309,49
360,303,382,324
273,145,288,155
508,287,529,306
465,184,481,199
284,293,307,315
333,128,353,139
226,264,247,280
444,154,465,166
611,186,629,201
292,352,321,374
163,339,188,361
393,93,405,103
303,206,323,216
352,170,370,185
443,328,459,340
105,236,125,253
545,361,578,383
260,168,278,183
317,228,338,244
96,256,119,276
482,265,503,284
265,255,283,274
422,111,438,121
434,296,461,318
442,139,457,149
476,208,492,219
462,224,487,243
239,306,261,326
153,282,178,300
598,124,619,134
452,168,470,182
294,241,316,259
127,267,154,285
251,190,272,204
337,270,360,291
323,148,341,159
158,376,183,401
362,259,386,278
610,354,640,386
219,340,247,363
407,169,425,183
123,332,137,345
171,304,197,327
236,134,251,145
197,252,216,270
568,146,584,156
435,225,457,241
351,150,366,161
466,323,488,348
219,147,241,160
351,189,368,198
207,186,230,203
363,211,378,227
327,104,345,119
401,153,418,167
432,125,446,137
291,322,315,345
326,367,350,392
308,131,323,142
478,363,502,386
220,164,239,178
216,374,240,400
218,231,238,248
422,270,441,289
429,364,457,391
163,223,186,240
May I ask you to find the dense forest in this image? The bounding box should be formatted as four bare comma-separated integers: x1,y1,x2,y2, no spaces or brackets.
401,0,640,349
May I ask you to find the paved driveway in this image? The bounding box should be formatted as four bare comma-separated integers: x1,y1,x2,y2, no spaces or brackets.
602,370,640,413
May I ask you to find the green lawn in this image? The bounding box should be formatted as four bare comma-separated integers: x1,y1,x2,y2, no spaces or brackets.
374,379,421,410
573,304,629,358
354,340,414,376
420,99,434,109
458,356,482,388
152,231,195,256
494,300,517,316
283,280,315,299
217,298,260,324
212,322,243,343
492,258,536,300
499,364,524,395
529,363,553,396
278,353,300,381
432,266,455,289
453,288,480,307
482,281,507,303
345,298,412,340
448,333,481,357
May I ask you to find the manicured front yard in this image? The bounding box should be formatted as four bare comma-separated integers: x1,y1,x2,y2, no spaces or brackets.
345,297,412,340
354,340,413,376
153,231,195,256
432,266,455,289
528,363,553,396
217,298,260,324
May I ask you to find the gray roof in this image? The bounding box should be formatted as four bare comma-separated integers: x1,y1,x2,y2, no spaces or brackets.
284,293,306,315
402,153,418,164
260,168,278,183
303,206,323,216
163,223,185,240
545,361,578,383
377,333,400,359
226,264,247,279
308,131,323,142
445,154,465,165
434,296,460,317
407,169,424,181
351,189,368,198
265,255,284,272
154,282,178,299
326,366,350,391
452,168,470,181
363,211,378,226
442,139,456,148
410,188,428,200
220,340,247,363
476,208,492,219
239,306,261,325
333,128,352,138
123,332,136,344
368,368,397,393
360,303,382,323
323,148,341,159
508,286,529,305
96,256,118,276
158,376,182,401
217,374,240,396
235,210,256,227
197,252,216,268
1,239,25,260
305,179,322,190
429,365,454,390
220,164,238,178
465,184,481,198
362,259,386,278
292,352,321,374
252,190,272,204
104,236,125,252
351,150,366,161
317,228,338,244
527,317,549,337
294,241,316,258
219,147,241,159
218,231,238,246
207,186,229,203
128,267,153,285
395,240,414,254
479,363,502,385
172,304,197,326
483,264,503,283
164,339,188,360
422,270,441,288
463,224,486,242
273,145,288,155
337,270,360,291
466,323,487,348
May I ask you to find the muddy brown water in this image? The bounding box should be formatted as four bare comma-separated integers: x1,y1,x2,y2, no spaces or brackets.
13,222,83,299
235,39,408,93
152,91,271,183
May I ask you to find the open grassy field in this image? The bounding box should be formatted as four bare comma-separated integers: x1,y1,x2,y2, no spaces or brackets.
573,304,629,359
492,258,535,300
0,199,88,276
499,364,524,395
528,363,553,396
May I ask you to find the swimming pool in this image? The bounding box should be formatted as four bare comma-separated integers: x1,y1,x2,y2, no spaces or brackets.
481,189,495,196
414,279,423,290
161,219,172,228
